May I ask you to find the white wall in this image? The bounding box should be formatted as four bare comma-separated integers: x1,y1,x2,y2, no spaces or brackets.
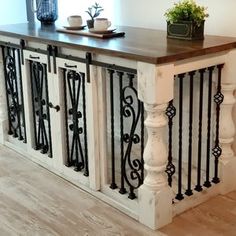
57,0,114,26
113,0,236,152
0,0,27,25
114,0,236,37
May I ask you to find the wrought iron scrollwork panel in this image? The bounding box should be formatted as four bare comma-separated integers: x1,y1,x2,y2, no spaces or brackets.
30,61,52,157
63,69,88,176
108,69,144,200
2,46,27,142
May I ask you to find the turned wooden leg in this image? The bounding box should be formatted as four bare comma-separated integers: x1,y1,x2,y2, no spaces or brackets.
137,62,174,229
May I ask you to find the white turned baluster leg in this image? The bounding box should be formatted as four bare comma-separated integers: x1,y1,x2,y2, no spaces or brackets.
219,84,236,193
137,62,174,230
0,50,8,144
219,49,236,193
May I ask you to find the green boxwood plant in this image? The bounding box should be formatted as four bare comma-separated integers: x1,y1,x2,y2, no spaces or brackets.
165,0,209,26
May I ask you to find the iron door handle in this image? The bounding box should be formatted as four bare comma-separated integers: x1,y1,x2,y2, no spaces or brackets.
29,55,40,60
48,102,60,112
64,63,77,68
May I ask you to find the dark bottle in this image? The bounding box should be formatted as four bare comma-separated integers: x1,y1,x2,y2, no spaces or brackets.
35,0,58,24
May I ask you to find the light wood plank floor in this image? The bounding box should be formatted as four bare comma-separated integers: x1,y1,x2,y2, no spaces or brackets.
0,145,236,236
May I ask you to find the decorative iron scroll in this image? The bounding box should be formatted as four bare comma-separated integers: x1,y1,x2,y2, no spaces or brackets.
63,69,88,176
2,46,26,142
30,61,52,157
108,69,144,200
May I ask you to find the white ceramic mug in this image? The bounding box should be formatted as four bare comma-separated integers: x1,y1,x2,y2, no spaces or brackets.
67,15,83,27
94,18,111,30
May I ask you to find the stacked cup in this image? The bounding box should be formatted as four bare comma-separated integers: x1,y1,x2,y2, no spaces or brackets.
67,15,83,27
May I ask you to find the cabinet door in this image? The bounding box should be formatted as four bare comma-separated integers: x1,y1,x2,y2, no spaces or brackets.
22,50,54,164
55,57,99,190
1,46,27,146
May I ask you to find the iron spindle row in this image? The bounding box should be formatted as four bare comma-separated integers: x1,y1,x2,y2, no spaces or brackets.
2,46,27,143
63,69,89,176
165,64,224,201
29,61,52,157
108,69,144,200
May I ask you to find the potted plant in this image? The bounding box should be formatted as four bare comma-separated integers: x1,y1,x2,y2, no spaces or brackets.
85,2,104,29
164,0,209,40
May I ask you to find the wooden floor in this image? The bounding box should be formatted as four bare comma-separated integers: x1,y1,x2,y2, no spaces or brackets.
1,145,236,236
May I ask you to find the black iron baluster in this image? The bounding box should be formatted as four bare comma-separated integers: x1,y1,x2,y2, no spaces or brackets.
38,63,48,154
29,61,38,150
195,69,205,192
165,100,176,187
82,72,89,176
108,69,117,189
176,73,184,200
63,69,71,167
118,71,126,194
44,64,52,158
204,66,215,187
140,101,144,184
12,49,23,141
9,48,18,138
185,71,195,196
212,64,224,184
17,48,27,143
2,46,12,136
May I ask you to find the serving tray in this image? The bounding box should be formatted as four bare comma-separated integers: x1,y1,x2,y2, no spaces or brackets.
56,28,125,39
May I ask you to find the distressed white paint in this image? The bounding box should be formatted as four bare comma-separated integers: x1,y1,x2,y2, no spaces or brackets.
219,50,236,194
137,63,174,229
138,103,173,229
137,62,174,105
219,85,236,193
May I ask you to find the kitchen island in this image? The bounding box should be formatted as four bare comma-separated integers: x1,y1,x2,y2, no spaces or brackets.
0,23,236,230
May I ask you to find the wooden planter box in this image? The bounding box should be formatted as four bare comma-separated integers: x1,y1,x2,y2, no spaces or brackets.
167,21,204,40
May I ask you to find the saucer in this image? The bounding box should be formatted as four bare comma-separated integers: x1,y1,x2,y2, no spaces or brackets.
63,25,86,30
89,28,116,34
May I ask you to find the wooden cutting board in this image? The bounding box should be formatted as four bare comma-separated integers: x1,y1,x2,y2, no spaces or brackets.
56,28,125,39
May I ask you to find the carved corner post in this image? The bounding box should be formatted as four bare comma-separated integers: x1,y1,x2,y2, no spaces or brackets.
137,62,174,229
0,49,8,144
219,49,236,194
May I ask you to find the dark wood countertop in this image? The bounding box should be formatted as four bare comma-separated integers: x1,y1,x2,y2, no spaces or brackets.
0,23,235,64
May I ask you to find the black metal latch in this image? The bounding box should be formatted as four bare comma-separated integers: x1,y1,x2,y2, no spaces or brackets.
86,52,92,83
20,39,25,65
